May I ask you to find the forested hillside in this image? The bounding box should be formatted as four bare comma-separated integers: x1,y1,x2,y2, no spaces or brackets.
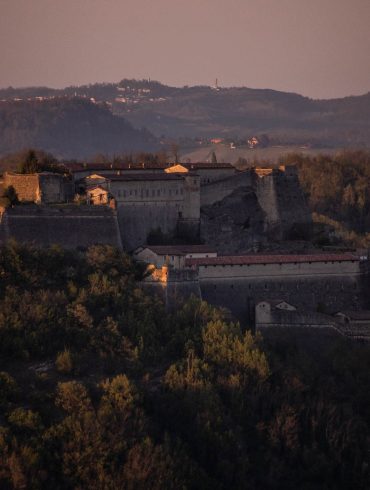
0,243,369,489
291,150,370,246
1,79,370,144
0,98,158,159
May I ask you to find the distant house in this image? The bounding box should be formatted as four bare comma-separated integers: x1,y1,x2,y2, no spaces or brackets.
334,310,370,340
133,244,217,269
255,299,343,335
86,186,110,205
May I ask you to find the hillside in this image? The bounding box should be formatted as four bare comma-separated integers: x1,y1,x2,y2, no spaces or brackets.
1,80,370,146
0,97,158,159
0,242,369,489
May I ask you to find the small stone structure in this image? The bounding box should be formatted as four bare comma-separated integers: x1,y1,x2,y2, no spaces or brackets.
255,300,370,341
3,172,72,204
134,244,217,269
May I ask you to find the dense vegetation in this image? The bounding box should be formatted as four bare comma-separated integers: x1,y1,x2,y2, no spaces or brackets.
0,243,369,489
0,98,157,159
286,151,370,247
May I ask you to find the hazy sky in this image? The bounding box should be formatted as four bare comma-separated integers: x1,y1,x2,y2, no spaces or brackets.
0,0,369,99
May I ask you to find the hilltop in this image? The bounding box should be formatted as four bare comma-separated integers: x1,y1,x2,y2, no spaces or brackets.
1,79,370,146
0,97,158,159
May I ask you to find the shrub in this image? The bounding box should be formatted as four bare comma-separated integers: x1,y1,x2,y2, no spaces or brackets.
56,349,73,374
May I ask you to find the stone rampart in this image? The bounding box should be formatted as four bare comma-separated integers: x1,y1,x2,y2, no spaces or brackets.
143,266,201,309
200,170,253,207
4,173,40,202
117,203,181,251
256,166,312,240
3,172,71,204
187,258,365,325
0,205,122,249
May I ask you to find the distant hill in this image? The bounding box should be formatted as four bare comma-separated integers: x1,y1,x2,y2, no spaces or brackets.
1,80,370,147
0,97,158,159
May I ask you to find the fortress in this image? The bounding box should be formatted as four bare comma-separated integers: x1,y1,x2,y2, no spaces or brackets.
1,160,369,337
1,162,313,252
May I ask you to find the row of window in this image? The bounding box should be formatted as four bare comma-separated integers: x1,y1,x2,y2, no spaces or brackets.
202,261,354,268
211,282,357,291
115,187,184,199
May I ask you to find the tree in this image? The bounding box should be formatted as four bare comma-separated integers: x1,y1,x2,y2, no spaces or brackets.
2,185,18,206
169,143,180,163
18,150,39,174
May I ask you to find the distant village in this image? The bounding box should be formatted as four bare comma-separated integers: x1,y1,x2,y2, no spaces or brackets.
1,158,369,341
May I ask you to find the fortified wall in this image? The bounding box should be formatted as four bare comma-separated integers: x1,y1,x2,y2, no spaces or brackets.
0,205,122,249
107,173,200,250
1,163,312,255
3,172,72,204
142,266,201,309
199,166,312,253
255,166,312,240
185,254,367,325
200,170,253,207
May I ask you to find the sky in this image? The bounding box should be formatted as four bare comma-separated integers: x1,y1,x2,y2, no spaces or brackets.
0,0,369,99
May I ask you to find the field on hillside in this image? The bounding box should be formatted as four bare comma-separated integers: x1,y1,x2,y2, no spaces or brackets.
181,144,339,166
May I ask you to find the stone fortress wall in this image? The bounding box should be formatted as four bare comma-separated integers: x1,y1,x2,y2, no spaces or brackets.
1,161,369,335
106,173,201,250
4,172,69,204
200,170,253,207
255,166,312,240
188,256,365,324
1,162,312,253
3,173,40,202
0,205,122,249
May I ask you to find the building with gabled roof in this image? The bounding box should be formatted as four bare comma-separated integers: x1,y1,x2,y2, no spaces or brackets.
134,244,217,269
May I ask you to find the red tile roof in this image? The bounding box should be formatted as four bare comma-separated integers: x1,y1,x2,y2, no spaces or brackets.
186,253,359,267
139,245,217,256
63,162,170,172
182,162,234,170
103,173,184,181
63,162,235,173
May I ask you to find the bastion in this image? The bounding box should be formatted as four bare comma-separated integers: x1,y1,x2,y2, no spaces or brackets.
0,204,122,249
